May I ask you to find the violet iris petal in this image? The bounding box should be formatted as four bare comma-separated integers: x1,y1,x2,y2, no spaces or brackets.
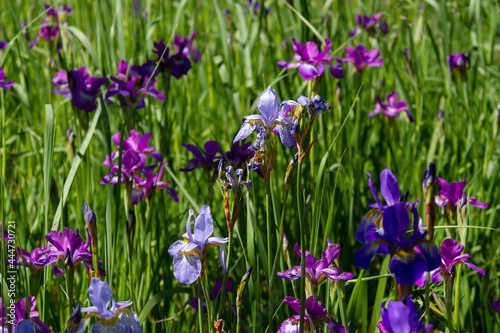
377,297,432,333
434,176,489,212
368,91,414,122
335,44,383,73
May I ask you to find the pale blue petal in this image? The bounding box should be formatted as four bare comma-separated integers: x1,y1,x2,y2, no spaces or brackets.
173,253,202,284
233,122,257,143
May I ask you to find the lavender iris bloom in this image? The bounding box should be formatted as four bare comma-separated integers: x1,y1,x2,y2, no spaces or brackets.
368,91,414,122
233,86,296,148
277,38,343,81
447,51,470,73
168,206,229,284
377,297,434,333
355,203,441,285
277,240,353,287
435,176,489,212
278,296,346,333
336,44,383,73
188,278,233,312
350,13,388,37
0,67,14,89
415,238,485,287
179,140,222,173
80,277,142,333
105,60,164,109
52,67,108,112
0,295,53,333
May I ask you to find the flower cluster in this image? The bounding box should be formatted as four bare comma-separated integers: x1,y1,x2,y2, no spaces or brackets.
153,32,202,79
350,13,388,37
30,3,72,50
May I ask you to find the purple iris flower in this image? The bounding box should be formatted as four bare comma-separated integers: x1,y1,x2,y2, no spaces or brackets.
336,44,383,73
105,60,164,109
277,38,343,81
224,141,253,168
278,295,346,333
350,13,388,37
179,140,223,173
493,299,500,317
377,297,433,333
368,91,414,122
0,28,8,50
168,206,229,284
52,67,108,112
277,240,353,287
188,278,233,312
132,162,179,205
14,246,60,276
111,130,163,163
29,4,71,50
45,228,105,276
0,295,52,333
365,169,405,211
435,176,489,212
355,203,441,285
234,86,296,148
0,67,14,89
45,3,72,18
153,32,201,79
101,150,145,185
415,238,485,287
447,51,470,73
80,277,142,332
248,0,269,14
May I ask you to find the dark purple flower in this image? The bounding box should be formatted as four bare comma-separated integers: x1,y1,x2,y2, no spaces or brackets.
179,140,222,173
168,206,228,284
493,299,500,317
52,67,108,112
364,169,402,212
278,240,353,287
224,141,252,168
336,44,383,73
14,246,60,275
350,13,388,37
0,67,14,89
278,295,346,333
0,28,8,50
247,0,269,15
377,297,433,333
415,238,485,287
29,3,71,49
355,203,441,285
45,3,72,18
188,278,233,312
0,295,53,332
368,91,414,122
278,38,343,81
153,32,201,79
132,162,179,205
105,60,164,109
435,176,489,212
174,32,202,63
447,51,470,73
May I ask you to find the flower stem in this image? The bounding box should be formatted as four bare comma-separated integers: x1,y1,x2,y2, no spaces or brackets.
216,229,233,319
425,272,431,325
444,275,454,332
266,183,273,332
65,267,74,317
454,264,463,332
198,279,204,333
297,162,306,333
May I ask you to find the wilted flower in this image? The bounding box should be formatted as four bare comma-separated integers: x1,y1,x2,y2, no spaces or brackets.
435,176,489,213
52,67,108,112
368,91,414,122
350,13,388,37
415,238,485,287
179,140,222,173
105,60,164,109
218,160,252,193
80,278,142,332
278,295,346,333
336,44,383,73
168,206,229,284
278,240,353,292
277,38,343,81
0,67,14,89
377,297,434,333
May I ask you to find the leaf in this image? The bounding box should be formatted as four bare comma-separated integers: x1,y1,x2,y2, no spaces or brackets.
43,105,56,234
138,287,192,323
67,26,100,69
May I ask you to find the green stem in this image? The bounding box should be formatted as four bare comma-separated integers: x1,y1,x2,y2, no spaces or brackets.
266,185,273,332
66,267,74,317
198,279,204,333
454,264,462,332
297,162,305,332
425,272,430,325
444,275,454,332
216,229,233,318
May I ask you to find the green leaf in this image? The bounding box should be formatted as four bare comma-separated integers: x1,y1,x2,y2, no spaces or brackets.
138,287,192,323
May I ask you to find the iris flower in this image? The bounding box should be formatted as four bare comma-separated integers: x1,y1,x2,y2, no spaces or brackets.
278,296,346,333
435,176,489,212
80,278,142,332
350,13,388,37
233,86,296,148
0,295,52,333
368,91,414,122
0,67,14,89
336,44,383,73
168,206,228,284
377,297,434,333
447,51,470,74
14,246,60,275
132,163,179,205
277,240,353,288
52,67,108,112
153,32,201,79
179,140,222,173
277,38,343,81
111,130,163,163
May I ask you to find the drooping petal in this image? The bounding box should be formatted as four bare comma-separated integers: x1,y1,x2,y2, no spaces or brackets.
469,197,489,208
173,252,202,284
325,317,347,333
354,242,381,269
417,241,441,272
118,309,143,333
462,260,485,275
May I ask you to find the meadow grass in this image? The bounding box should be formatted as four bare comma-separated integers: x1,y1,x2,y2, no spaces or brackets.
0,0,499,332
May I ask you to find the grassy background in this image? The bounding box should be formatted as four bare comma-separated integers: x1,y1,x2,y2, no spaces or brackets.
1,0,499,331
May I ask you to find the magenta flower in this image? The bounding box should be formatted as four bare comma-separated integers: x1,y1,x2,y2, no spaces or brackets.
368,91,414,122
416,238,485,287
335,44,383,73
29,4,72,50
111,130,163,163
132,162,179,205
277,38,343,81
153,32,201,79
350,13,388,37
0,67,14,89
0,295,53,333
105,60,164,109
447,51,470,74
435,176,489,212
377,297,433,333
179,140,223,173
14,245,60,276
52,67,108,112
278,295,346,333
277,240,353,287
